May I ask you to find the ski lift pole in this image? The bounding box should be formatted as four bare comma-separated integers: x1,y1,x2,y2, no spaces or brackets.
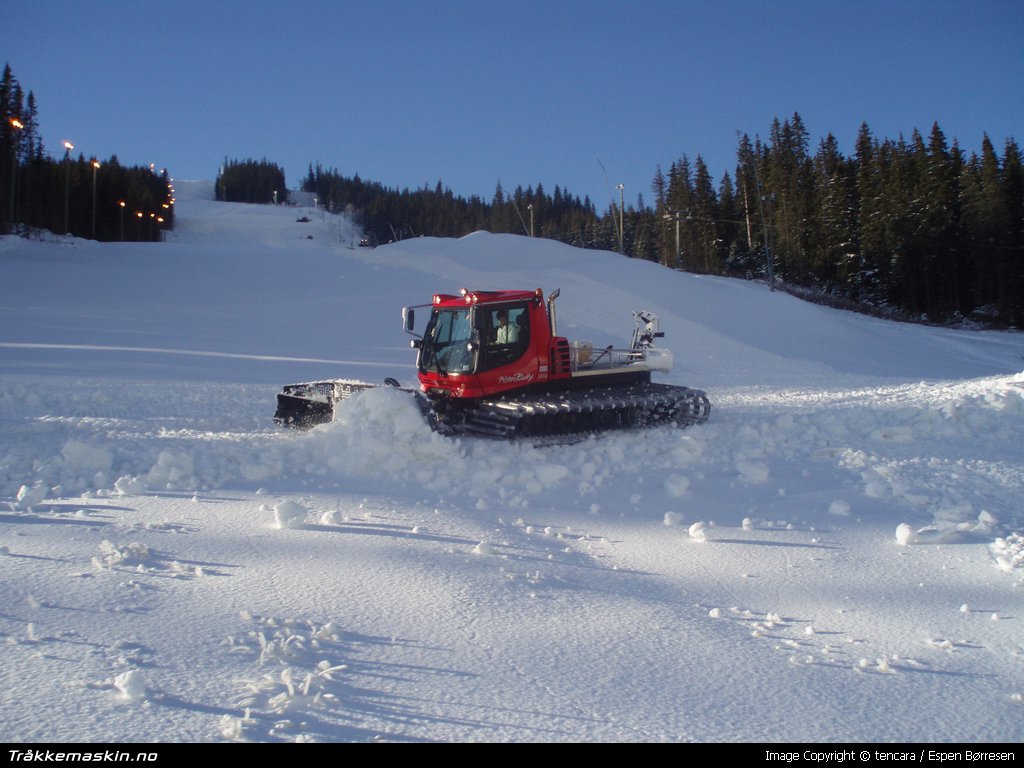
762,193,775,291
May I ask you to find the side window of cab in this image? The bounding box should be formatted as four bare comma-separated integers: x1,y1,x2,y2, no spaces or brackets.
478,304,530,371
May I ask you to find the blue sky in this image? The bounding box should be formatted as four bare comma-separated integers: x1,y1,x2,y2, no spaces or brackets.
3,0,1022,211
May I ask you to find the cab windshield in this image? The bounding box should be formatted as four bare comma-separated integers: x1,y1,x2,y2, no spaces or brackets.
420,308,475,374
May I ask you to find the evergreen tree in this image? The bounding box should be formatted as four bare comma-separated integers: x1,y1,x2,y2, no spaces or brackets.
650,165,667,212
854,122,888,304
811,133,858,293
716,171,739,274
1,63,20,232
1002,139,1024,325
962,137,999,316
692,156,718,273
729,133,763,276
665,157,696,270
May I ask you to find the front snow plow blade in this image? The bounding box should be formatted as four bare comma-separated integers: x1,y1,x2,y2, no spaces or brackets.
274,379,397,427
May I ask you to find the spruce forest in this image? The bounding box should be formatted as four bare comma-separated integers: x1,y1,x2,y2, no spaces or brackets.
1,65,173,243
215,158,288,206
304,113,1023,329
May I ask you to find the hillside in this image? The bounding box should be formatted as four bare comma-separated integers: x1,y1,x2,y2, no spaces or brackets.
1,182,1022,743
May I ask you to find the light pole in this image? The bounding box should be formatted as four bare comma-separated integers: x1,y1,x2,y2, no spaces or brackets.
616,184,624,255
91,161,100,239
8,118,22,234
62,141,74,235
527,204,534,237
663,210,685,270
118,201,125,241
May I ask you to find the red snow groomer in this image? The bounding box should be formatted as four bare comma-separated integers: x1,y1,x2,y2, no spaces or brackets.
275,287,710,438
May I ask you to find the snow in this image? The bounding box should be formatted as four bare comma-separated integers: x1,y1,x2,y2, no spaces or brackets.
2,181,1023,743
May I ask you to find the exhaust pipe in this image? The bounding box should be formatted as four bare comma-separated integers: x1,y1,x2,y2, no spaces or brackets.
547,288,560,336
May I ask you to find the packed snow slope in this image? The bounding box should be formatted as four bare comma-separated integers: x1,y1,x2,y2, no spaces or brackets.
1,181,1023,744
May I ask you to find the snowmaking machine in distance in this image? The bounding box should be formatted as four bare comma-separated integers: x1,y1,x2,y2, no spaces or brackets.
274,287,710,438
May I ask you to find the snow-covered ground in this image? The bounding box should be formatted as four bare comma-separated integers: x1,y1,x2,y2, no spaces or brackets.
2,182,1022,743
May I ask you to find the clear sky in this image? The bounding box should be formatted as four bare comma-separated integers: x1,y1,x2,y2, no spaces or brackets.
3,0,1022,212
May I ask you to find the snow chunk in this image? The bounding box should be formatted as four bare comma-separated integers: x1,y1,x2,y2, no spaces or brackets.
828,500,851,517
61,440,113,476
113,670,147,702
114,475,147,496
320,509,343,526
220,710,258,741
663,510,684,527
864,479,888,498
273,501,307,530
688,522,708,542
978,510,999,527
670,436,703,465
15,483,47,511
895,523,915,546
146,449,196,491
534,463,569,487
664,474,690,497
990,533,1023,575
736,460,769,484
95,540,151,568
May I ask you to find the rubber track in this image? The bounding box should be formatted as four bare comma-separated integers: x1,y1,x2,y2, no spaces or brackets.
445,382,710,438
